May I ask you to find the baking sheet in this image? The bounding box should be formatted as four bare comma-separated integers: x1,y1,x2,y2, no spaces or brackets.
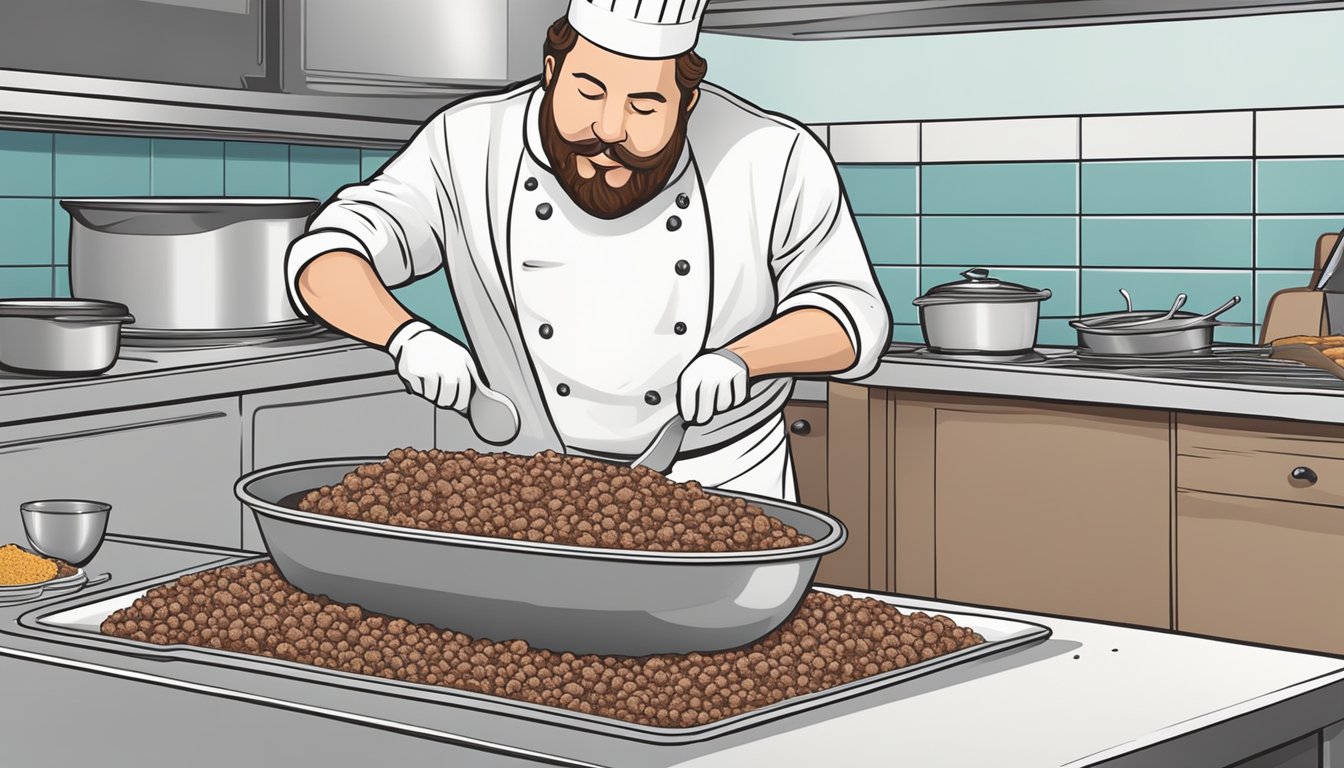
18,557,1051,744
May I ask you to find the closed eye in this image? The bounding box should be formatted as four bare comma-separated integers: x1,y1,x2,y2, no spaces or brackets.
631,103,656,115
579,90,603,101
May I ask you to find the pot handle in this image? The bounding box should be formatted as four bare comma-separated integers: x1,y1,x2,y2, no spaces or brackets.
960,268,991,281
49,314,136,325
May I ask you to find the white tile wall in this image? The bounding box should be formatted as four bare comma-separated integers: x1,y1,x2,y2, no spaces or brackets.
921,117,1078,162
1257,108,1344,156
1082,112,1252,159
806,124,830,148
827,122,919,163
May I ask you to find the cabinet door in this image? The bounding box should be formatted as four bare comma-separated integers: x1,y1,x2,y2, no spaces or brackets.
0,399,241,548
933,400,1171,627
784,402,828,514
1178,489,1344,654
241,376,435,550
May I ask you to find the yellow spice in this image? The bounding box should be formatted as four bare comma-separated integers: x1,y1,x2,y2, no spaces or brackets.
0,544,57,586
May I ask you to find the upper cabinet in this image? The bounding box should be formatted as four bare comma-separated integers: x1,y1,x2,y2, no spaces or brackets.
283,0,566,96
0,0,274,90
701,0,1343,40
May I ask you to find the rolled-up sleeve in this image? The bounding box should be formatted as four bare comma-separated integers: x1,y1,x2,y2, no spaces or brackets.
285,115,455,316
769,132,892,380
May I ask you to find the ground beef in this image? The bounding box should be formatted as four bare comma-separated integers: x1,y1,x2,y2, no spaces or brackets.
295,448,813,553
100,562,985,729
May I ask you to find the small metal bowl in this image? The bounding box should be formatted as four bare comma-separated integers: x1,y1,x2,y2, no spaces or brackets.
20,500,110,566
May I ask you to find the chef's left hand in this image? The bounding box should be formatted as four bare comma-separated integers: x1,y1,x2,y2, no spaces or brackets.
678,350,750,425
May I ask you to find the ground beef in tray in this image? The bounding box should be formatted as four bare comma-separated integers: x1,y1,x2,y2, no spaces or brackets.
296,448,813,553
100,562,986,729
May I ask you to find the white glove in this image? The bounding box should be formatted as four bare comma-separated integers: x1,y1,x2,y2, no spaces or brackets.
677,349,750,426
385,320,478,411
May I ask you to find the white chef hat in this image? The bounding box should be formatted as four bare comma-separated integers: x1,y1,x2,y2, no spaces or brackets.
567,0,708,59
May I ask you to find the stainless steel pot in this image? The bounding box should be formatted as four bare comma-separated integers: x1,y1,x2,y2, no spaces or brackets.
61,198,319,333
913,268,1052,354
0,299,134,376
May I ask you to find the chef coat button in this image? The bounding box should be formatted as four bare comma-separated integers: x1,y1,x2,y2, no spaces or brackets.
666,215,682,232
676,193,690,209
675,259,691,276
674,321,687,335
539,323,553,339
524,177,538,191
536,202,552,220
644,390,661,405
556,383,570,397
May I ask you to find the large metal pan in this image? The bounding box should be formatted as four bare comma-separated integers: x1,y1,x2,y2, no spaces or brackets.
235,458,847,657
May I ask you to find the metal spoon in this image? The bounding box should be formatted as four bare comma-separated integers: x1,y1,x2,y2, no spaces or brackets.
1106,293,1188,329
1119,288,1133,313
466,374,521,446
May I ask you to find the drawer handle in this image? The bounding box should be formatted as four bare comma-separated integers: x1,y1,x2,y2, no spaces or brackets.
1291,466,1319,486
790,419,811,436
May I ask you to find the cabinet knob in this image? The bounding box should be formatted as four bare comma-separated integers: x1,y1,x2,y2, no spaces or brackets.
790,419,811,436
1291,466,1319,486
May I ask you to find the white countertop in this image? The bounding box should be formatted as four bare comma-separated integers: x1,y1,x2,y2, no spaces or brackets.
3,539,1340,768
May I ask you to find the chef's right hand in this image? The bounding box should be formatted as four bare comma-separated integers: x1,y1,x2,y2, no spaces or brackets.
385,320,478,411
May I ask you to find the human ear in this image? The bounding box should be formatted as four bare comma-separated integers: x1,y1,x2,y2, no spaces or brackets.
685,87,699,113
544,55,556,89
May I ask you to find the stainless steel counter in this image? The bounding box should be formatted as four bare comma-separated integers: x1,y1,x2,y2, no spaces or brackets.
1,536,1342,767
864,344,1344,423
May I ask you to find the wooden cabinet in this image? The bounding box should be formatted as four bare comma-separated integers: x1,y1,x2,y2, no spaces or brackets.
1177,414,1344,653
916,395,1171,628
827,384,1173,628
784,401,828,514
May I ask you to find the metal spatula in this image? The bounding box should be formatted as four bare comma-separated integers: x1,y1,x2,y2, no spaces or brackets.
630,416,688,473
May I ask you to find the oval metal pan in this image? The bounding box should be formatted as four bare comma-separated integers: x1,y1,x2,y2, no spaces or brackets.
236,458,847,657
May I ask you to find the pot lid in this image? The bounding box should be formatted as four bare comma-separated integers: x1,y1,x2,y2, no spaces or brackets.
913,268,1052,305
0,299,131,318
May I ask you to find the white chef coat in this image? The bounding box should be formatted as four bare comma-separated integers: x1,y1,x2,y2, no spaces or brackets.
285,79,890,497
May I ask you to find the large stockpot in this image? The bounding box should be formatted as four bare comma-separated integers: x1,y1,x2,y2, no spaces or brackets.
61,198,319,333
236,458,847,657
912,268,1052,354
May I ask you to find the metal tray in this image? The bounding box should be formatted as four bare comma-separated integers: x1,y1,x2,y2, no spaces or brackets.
236,458,847,657
0,566,106,606
21,560,1052,745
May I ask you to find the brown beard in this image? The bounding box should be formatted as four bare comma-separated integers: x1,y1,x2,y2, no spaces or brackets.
539,85,688,220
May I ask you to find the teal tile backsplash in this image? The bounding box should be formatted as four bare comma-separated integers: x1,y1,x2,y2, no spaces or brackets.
922,163,1077,215
151,139,224,196
855,216,917,265
1081,217,1253,268
224,141,289,196
1257,217,1344,268
0,130,52,196
290,145,361,201
922,216,1076,266
0,199,52,265
1082,161,1253,215
838,165,918,215
1257,159,1344,215
5,107,1344,348
53,134,151,197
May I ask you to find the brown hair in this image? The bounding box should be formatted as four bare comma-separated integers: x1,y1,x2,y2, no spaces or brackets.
542,16,708,104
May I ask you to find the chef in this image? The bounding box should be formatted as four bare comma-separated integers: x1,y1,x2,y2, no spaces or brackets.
286,0,890,503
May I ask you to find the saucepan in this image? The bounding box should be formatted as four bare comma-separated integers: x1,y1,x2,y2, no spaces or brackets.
0,299,135,376
1071,290,1243,355
913,268,1053,354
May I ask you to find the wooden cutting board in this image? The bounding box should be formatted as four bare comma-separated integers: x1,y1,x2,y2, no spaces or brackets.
1269,343,1344,381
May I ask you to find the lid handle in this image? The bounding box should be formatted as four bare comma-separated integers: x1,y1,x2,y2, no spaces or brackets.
961,268,991,281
